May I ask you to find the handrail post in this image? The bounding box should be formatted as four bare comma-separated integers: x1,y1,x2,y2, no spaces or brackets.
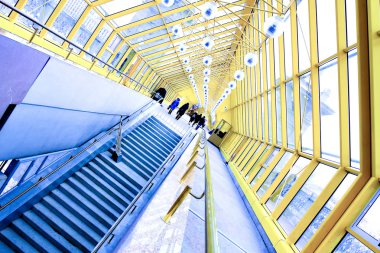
112,115,123,162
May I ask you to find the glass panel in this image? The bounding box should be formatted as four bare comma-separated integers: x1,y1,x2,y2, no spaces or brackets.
112,6,159,26
300,72,313,154
348,49,360,169
0,0,17,16
98,0,149,16
333,233,372,253
108,35,122,52
278,163,337,234
266,157,310,212
48,0,87,44
260,49,263,92
286,81,295,148
357,194,380,240
274,37,280,84
71,9,101,54
283,11,292,79
245,146,270,180
316,0,337,60
257,152,293,198
242,143,264,170
250,168,265,187
296,173,357,250
345,0,357,46
276,86,282,145
17,0,60,29
319,59,340,162
266,39,271,90
88,24,112,56
268,91,272,142
261,96,265,138
297,0,310,71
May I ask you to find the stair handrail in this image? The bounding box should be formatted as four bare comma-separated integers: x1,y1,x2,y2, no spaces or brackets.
0,100,155,211
92,125,195,252
0,0,150,92
204,130,220,253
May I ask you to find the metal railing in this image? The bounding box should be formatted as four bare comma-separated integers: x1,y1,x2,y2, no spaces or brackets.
161,130,220,252
0,1,150,92
0,100,155,211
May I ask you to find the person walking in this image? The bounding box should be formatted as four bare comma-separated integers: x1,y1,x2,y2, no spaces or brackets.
192,113,202,127
189,112,198,125
176,103,189,120
196,116,206,130
168,98,180,114
151,87,166,104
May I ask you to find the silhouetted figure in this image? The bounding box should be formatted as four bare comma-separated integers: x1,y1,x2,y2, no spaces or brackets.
176,103,189,120
189,112,198,125
192,113,202,126
196,116,206,130
168,98,180,114
151,87,166,104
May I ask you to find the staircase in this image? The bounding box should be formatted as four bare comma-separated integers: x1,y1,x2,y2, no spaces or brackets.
0,116,182,253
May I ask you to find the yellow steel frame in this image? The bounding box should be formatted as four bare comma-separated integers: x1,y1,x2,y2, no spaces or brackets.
218,0,379,252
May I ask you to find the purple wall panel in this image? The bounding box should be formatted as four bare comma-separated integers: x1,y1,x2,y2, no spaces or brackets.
0,35,50,118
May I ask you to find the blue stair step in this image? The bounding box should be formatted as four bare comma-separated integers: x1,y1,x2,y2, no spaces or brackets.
133,128,172,155
138,124,177,148
0,227,39,253
122,136,165,164
147,117,181,142
125,131,168,160
120,143,156,174
0,240,14,253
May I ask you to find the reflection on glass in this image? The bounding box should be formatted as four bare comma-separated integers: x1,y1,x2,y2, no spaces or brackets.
286,81,295,148
260,49,264,92
333,233,372,253
245,146,270,179
345,0,357,46
261,96,265,138
348,50,360,168
300,72,313,154
71,9,101,54
88,24,112,56
250,148,280,187
48,0,87,44
17,0,59,29
111,43,129,67
266,157,310,212
257,152,293,198
297,0,310,71
284,11,292,79
357,194,380,241
237,141,257,167
296,173,356,250
0,0,17,16
276,87,282,145
319,59,340,162
242,143,263,171
316,0,337,60
278,164,336,234
268,91,272,143
266,40,271,90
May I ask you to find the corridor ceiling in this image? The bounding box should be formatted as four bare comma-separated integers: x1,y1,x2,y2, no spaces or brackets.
95,0,255,92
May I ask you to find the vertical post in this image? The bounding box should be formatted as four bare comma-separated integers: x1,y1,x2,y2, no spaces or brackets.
112,116,123,162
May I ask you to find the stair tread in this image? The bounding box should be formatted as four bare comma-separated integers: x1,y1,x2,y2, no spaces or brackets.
0,227,39,253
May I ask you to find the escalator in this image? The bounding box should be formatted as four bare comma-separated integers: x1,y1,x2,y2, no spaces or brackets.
0,116,183,253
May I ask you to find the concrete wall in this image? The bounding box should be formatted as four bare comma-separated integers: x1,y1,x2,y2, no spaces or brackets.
0,36,152,160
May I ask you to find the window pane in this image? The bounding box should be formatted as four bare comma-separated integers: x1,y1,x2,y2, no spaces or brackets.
333,233,372,253
261,96,265,138
345,0,357,46
0,0,17,16
319,59,340,162
266,40,271,90
278,164,337,234
249,147,280,184
357,194,380,240
257,152,293,198
48,0,87,44
17,0,60,28
276,87,282,145
284,11,292,79
274,37,280,84
245,146,270,180
72,9,102,53
348,49,360,168
268,91,272,143
266,157,310,212
300,72,313,154
88,24,113,56
297,0,311,71
286,81,295,148
316,0,337,60
260,49,264,92
296,173,356,250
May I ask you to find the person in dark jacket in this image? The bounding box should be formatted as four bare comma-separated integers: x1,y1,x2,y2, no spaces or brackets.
151,87,166,104
192,113,202,127
196,116,206,130
168,98,180,114
176,103,189,120
189,112,198,125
